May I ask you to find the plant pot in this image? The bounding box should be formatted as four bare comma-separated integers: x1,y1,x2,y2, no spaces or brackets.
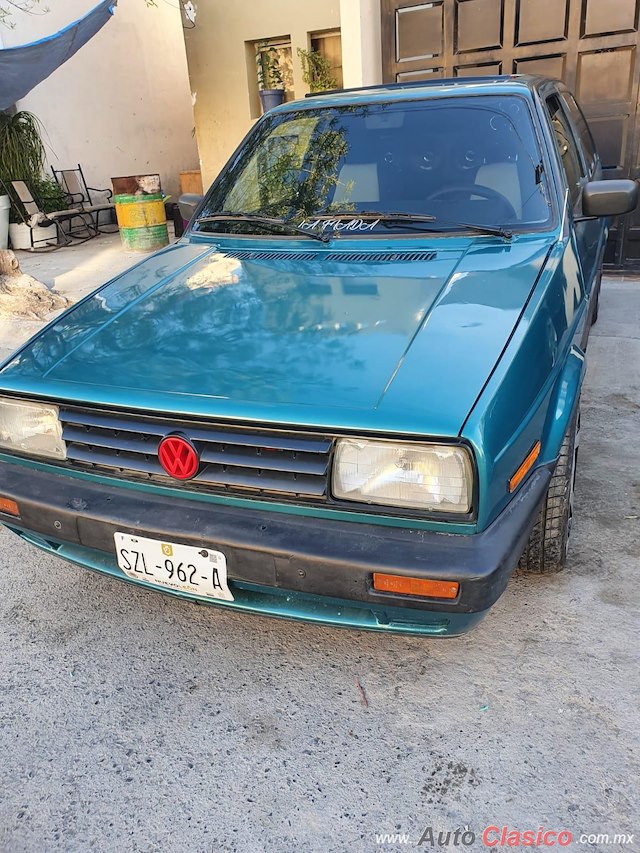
259,88,285,113
8,221,57,250
0,195,10,250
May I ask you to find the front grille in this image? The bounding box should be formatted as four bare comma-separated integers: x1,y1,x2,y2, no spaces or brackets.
59,407,333,500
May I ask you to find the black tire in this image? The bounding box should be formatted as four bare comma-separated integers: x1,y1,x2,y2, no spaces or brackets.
518,406,580,574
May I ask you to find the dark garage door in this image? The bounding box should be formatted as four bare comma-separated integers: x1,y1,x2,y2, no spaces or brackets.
381,0,640,269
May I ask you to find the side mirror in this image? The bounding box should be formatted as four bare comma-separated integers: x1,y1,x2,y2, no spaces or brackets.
581,180,638,217
178,193,204,223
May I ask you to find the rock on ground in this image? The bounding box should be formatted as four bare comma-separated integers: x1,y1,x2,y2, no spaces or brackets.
0,249,69,321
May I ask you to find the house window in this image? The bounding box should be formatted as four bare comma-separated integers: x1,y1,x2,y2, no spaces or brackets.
246,36,294,119
256,38,294,94
310,30,343,90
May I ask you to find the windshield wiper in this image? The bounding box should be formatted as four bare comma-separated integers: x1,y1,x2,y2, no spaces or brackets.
195,213,331,243
313,211,437,223
366,215,513,240
434,219,513,239
312,211,511,238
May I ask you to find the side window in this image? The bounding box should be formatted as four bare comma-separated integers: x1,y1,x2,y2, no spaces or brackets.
561,92,598,176
545,95,586,206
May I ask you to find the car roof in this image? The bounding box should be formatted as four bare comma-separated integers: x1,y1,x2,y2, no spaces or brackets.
271,74,556,114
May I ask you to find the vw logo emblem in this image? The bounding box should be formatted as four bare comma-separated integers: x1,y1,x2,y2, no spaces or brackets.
158,434,199,480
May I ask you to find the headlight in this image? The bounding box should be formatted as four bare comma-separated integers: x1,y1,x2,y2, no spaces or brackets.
332,438,473,513
0,397,66,460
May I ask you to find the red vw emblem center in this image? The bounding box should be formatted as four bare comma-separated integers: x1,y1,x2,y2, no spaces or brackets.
158,435,199,480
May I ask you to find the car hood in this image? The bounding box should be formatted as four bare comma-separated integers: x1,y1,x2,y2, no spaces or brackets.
0,236,553,436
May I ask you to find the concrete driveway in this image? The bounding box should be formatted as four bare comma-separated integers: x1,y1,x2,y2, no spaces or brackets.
0,269,638,853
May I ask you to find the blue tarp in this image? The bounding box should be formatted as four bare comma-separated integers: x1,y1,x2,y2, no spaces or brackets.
0,0,117,110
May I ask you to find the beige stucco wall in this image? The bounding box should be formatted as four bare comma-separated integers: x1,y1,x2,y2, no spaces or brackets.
340,0,382,88
2,0,198,198
183,0,341,189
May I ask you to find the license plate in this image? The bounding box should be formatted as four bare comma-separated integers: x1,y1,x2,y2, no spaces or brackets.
114,532,234,601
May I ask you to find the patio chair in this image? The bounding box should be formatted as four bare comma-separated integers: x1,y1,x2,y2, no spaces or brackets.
3,179,96,250
51,164,116,232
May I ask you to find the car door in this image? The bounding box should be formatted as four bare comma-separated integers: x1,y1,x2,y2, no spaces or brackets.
561,90,608,287
543,91,604,297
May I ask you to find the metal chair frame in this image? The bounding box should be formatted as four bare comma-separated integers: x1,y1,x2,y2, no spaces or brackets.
51,164,117,233
1,179,97,251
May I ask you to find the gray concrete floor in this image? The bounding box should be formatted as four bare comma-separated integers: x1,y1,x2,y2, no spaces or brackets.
0,262,638,852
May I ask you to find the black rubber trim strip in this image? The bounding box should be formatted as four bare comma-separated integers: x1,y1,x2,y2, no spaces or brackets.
0,459,552,614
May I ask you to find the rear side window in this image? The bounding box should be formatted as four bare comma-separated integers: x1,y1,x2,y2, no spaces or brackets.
545,95,585,206
561,92,598,176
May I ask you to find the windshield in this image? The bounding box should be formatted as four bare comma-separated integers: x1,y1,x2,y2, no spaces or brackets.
195,95,552,237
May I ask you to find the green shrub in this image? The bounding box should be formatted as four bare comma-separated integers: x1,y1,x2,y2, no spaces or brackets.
33,177,67,214
0,111,64,223
297,47,338,93
0,111,45,184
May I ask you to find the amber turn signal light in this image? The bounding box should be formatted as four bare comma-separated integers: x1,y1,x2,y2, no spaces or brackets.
372,573,460,599
0,497,20,517
509,440,541,493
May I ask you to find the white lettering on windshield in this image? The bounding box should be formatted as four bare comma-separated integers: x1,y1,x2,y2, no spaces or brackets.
299,218,381,233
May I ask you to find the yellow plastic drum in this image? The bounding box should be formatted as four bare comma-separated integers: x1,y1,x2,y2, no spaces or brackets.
114,192,169,251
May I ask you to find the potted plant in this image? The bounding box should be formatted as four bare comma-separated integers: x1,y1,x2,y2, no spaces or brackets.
8,177,69,250
0,193,9,250
0,111,64,248
8,216,57,252
297,46,339,93
256,42,285,113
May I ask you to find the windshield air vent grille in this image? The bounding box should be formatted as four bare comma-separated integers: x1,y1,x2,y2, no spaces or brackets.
324,251,437,262
220,249,318,262
220,249,437,263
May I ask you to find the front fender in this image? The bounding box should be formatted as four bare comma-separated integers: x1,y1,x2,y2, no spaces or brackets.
463,236,586,531
540,344,585,465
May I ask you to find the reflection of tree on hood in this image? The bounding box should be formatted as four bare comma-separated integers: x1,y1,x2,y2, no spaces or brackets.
184,257,242,290
71,262,364,402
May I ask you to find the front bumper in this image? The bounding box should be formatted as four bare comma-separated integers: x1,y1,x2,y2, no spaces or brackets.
0,460,551,636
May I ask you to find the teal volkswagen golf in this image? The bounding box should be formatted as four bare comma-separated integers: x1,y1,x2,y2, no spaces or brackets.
0,76,636,635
